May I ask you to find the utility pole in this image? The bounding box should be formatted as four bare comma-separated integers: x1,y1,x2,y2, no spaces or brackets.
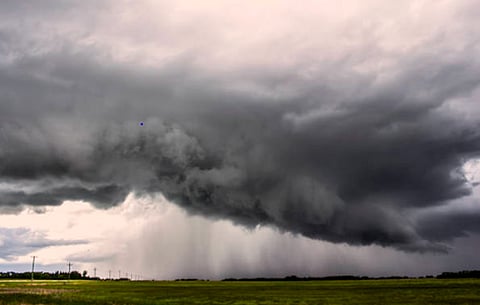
67,262,73,280
94,267,97,278
31,256,37,282
109,270,112,280
118,270,121,279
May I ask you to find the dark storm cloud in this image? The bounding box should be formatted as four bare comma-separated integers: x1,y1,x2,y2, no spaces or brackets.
1,1,480,252
0,228,88,260
415,203,480,243
0,185,128,208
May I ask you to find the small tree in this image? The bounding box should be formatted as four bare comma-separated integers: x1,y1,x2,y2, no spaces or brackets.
82,270,88,278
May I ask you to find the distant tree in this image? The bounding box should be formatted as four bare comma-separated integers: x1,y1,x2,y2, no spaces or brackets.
70,271,82,279
83,270,88,278
437,270,480,279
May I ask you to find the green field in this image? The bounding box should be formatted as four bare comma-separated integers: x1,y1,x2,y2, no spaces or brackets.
1,279,479,305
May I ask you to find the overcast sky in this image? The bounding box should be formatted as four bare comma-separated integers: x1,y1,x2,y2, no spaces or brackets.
1,0,480,279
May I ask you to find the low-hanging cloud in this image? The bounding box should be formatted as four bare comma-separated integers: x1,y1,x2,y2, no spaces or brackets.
1,0,480,252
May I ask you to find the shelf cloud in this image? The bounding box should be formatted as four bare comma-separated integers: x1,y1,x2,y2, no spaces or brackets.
1,0,480,253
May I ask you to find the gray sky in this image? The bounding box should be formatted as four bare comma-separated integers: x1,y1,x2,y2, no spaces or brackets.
1,0,480,279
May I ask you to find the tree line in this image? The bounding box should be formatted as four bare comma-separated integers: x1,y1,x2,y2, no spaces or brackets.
0,270,94,280
1,269,479,281
223,270,480,281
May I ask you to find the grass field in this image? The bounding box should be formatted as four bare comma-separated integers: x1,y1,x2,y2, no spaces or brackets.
1,278,479,304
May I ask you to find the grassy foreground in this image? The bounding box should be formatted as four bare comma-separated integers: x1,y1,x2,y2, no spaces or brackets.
1,278,479,305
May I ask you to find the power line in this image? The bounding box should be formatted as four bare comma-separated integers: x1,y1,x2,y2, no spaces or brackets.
67,262,73,280
31,256,37,282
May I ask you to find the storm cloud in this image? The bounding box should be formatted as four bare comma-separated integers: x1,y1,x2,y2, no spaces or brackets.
1,0,480,252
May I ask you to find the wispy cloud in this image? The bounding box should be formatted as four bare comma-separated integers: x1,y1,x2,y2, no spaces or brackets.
0,227,88,261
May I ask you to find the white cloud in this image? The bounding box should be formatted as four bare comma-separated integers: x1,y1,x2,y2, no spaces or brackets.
0,193,164,269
